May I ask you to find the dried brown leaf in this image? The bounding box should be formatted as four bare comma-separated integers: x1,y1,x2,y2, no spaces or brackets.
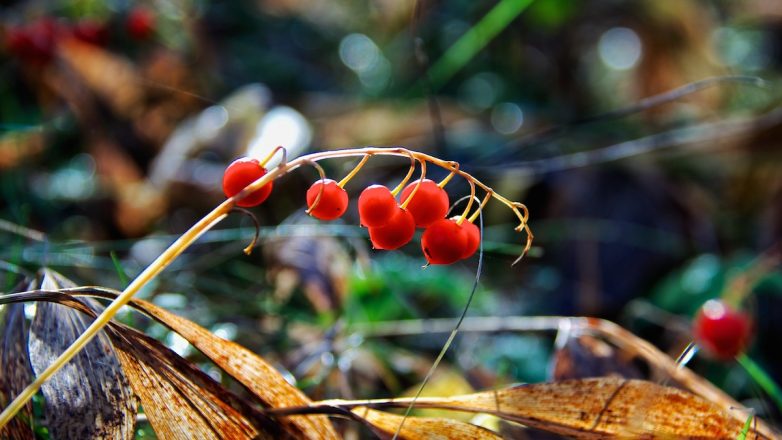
28,271,137,439
79,289,338,440
107,323,281,440
265,235,350,312
398,377,768,439
0,131,45,170
57,39,144,117
350,407,501,440
0,288,290,439
0,297,34,440
551,335,643,381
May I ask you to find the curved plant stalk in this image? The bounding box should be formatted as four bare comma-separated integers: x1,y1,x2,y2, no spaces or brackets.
400,156,426,209
390,150,417,196
229,208,261,255
258,145,287,168
437,161,459,188
467,191,493,224
337,154,371,188
302,159,328,215
455,178,475,225
0,146,533,428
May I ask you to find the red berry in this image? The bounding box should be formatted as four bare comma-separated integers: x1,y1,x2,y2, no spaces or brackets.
222,157,273,207
460,220,480,260
6,18,60,65
126,7,155,40
72,20,109,47
306,179,348,220
358,185,397,227
400,179,449,227
421,218,470,265
693,300,752,360
368,208,415,250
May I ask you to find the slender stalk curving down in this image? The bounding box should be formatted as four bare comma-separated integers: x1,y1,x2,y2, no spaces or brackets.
0,146,533,429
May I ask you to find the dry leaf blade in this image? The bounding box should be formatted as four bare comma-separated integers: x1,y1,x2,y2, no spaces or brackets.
0,298,34,440
351,407,501,440
27,271,137,440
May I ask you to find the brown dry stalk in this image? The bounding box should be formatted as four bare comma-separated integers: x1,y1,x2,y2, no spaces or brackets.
0,146,533,429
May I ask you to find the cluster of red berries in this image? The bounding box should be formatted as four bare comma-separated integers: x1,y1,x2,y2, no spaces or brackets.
221,156,482,265
692,299,752,360
4,8,156,65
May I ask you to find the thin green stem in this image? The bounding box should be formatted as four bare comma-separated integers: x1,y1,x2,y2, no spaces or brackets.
426,0,535,91
109,251,129,287
738,354,782,411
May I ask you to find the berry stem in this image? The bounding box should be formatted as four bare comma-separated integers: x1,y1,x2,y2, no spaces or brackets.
467,191,493,224
303,159,328,214
229,207,261,255
437,161,459,188
456,178,475,226
337,153,371,188
400,158,426,210
258,145,287,168
0,146,533,428
390,151,417,197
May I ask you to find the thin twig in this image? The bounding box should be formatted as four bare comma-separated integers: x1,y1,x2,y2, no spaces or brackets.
502,107,782,175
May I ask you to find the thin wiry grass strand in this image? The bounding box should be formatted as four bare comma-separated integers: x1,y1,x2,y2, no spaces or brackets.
500,106,782,175
510,75,768,150
392,195,485,440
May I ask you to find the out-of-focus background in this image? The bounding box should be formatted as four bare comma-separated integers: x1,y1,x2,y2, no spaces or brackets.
1,0,781,437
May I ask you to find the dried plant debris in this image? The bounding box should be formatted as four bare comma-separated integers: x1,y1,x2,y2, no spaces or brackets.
1,276,337,439
0,298,34,440
107,323,278,440
350,407,501,440
265,235,351,312
1,276,776,439
91,288,339,440
309,377,771,439
28,271,137,439
551,335,644,381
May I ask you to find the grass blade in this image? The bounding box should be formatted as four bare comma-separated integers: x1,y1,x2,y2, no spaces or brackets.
427,0,535,91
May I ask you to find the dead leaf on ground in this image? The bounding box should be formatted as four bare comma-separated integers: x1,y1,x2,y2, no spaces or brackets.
107,289,338,440
0,288,286,439
350,407,501,440
0,290,34,440
397,377,769,439
551,335,644,381
311,377,771,439
12,285,338,440
108,322,278,440
57,40,144,118
265,235,351,313
28,271,137,439
0,131,45,170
